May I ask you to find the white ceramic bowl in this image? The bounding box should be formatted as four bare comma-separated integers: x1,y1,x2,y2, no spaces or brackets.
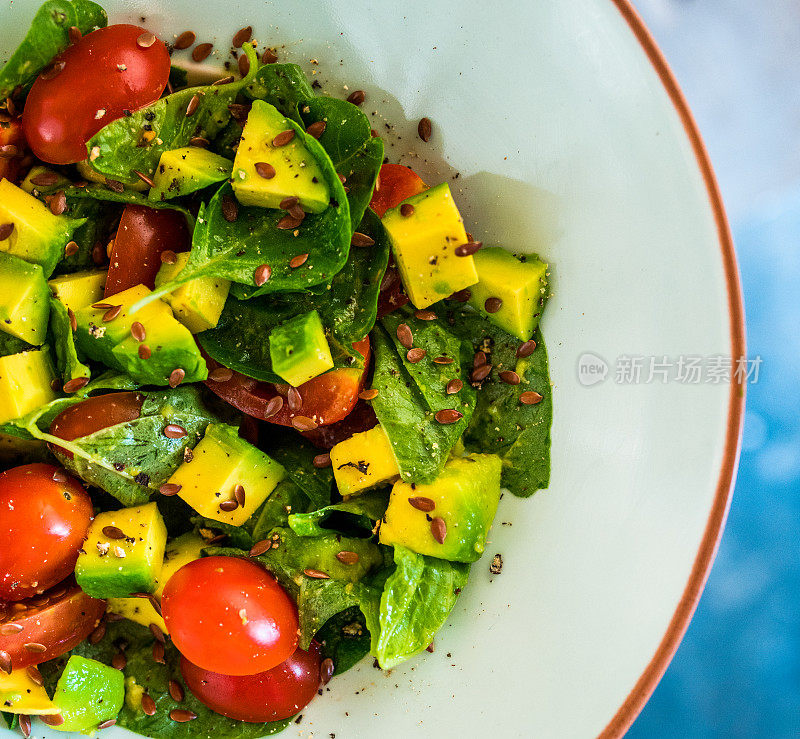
0,1,744,737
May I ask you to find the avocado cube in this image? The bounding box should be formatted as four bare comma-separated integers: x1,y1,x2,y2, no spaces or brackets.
75,502,168,598
0,179,83,277
52,656,124,733
167,423,286,526
155,252,231,333
0,252,50,345
269,310,334,387
0,349,57,424
379,454,501,562
467,248,548,341
149,147,233,202
232,100,330,213
382,183,478,309
107,532,206,634
330,424,400,497
48,269,107,312
0,668,61,716
21,166,72,195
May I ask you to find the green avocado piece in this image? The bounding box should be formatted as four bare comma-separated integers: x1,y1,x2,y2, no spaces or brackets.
232,100,330,212
467,247,548,341
379,453,502,562
149,147,233,202
0,252,50,345
75,502,168,598
269,309,334,386
52,656,124,733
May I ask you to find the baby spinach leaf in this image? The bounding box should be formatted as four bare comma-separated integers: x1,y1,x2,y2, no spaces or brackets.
315,605,372,675
252,479,310,539
338,136,384,232
168,64,189,91
244,63,314,122
0,0,107,99
443,305,552,496
86,45,258,185
49,297,90,384
369,325,474,483
40,620,290,739
1,712,18,730
370,545,469,669
0,332,34,358
298,578,363,650
264,434,334,509
64,184,194,219
288,489,389,537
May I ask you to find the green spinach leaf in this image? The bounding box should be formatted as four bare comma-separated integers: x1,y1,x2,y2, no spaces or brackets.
86,45,258,185
0,332,34,358
244,63,314,122
49,296,90,384
0,0,107,99
315,605,372,675
288,489,388,537
264,434,333,509
252,479,310,539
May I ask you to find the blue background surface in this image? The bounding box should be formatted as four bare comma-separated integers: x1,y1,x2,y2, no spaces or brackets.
629,2,800,737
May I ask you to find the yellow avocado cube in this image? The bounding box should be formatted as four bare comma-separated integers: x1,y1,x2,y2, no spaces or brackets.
107,532,206,634
0,349,57,424
155,252,230,333
167,423,286,526
75,502,168,598
48,269,108,312
0,668,61,715
382,183,478,309
330,424,400,497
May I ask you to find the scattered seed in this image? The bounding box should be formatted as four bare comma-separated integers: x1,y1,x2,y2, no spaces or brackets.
164,424,187,439
0,623,23,635
159,482,182,497
68,26,82,44
351,232,375,247
272,130,295,147
484,297,503,313
49,190,67,215
0,144,18,158
291,415,318,431
320,657,335,684
426,642,435,653
263,395,283,418
431,517,447,544
138,344,152,360
338,173,347,184
407,348,426,363
168,679,185,702
232,25,253,47
102,526,126,540
174,31,196,50
417,116,433,141
129,323,145,347
253,263,272,287
185,94,200,117
219,499,239,512
499,370,521,385
146,623,165,644
414,310,436,321
170,709,196,723
65,240,79,257
206,534,227,546
490,553,503,575
152,640,166,664
277,214,302,230
408,496,435,512
519,391,544,405
312,453,332,468
473,351,487,368
103,304,122,322
98,719,117,730
112,651,127,670
209,366,234,382
134,169,155,188
40,61,66,81
399,203,414,218
0,222,13,240
249,539,273,556
234,484,246,507
254,161,276,179
23,641,47,654
105,179,125,193
435,409,463,424
227,102,250,121
189,136,210,147
359,388,379,401
63,377,89,393
278,196,299,210
42,714,64,727
450,288,471,302
335,551,360,565
396,323,413,349
471,364,492,383
25,666,43,686
137,31,157,48
446,378,463,394
289,253,309,268
516,339,537,357
141,692,157,715
19,714,31,738
433,356,453,365
303,568,330,579
5,98,16,116
169,368,186,388
221,194,238,222
262,47,278,64
238,53,250,77
306,120,326,139
287,387,303,411
192,43,213,62
30,171,59,186
0,650,11,674
455,241,482,257
347,89,366,106
286,203,305,222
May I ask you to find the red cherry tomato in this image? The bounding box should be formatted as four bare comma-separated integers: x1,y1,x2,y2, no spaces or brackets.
301,400,378,449
23,24,170,164
162,556,299,676
0,117,26,183
369,163,427,218
0,464,93,601
180,643,322,722
0,580,106,669
105,205,191,296
204,338,371,427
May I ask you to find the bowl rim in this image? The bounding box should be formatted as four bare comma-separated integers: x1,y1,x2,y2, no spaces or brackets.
598,2,746,736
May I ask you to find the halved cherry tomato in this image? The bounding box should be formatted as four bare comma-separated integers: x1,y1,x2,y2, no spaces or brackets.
0,580,106,670
301,400,378,449
105,205,191,297
180,643,321,722
23,24,171,164
204,337,371,428
162,556,298,676
0,464,94,601
369,162,427,217
0,117,26,183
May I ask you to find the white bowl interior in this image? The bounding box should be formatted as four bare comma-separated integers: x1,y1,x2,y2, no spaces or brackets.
0,1,738,737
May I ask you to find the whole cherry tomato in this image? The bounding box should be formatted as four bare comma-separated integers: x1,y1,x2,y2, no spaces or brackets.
23,24,170,164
